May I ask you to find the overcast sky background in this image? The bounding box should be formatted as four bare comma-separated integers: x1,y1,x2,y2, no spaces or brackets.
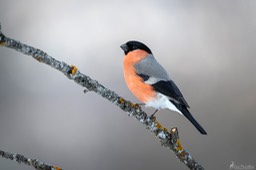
0,0,256,170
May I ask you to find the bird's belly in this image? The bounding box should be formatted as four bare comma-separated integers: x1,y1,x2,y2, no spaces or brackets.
146,93,182,115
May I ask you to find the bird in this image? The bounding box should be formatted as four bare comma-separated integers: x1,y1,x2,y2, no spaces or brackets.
120,40,207,135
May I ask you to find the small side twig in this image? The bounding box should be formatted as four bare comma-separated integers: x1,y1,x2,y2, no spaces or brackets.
0,150,61,170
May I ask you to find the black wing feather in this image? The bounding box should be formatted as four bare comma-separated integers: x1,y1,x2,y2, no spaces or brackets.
151,80,190,108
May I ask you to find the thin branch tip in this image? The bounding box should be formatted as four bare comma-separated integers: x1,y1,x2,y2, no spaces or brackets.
171,127,178,135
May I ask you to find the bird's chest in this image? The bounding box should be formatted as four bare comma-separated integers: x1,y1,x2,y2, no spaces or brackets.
123,63,155,103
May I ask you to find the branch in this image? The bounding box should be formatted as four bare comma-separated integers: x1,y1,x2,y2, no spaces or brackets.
0,22,204,170
0,150,61,170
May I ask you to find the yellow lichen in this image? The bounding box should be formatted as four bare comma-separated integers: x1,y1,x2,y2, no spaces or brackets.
163,127,168,132
53,166,62,170
154,120,163,129
119,97,125,104
129,102,139,109
70,65,77,75
176,139,183,151
180,151,185,157
0,41,6,46
36,57,42,62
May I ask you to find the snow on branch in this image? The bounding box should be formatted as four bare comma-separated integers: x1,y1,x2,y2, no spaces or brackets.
0,22,204,170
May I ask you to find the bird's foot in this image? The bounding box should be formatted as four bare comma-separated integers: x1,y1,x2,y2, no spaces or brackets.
150,109,159,119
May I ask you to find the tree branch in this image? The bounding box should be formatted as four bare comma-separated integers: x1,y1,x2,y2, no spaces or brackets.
0,150,61,170
0,22,204,170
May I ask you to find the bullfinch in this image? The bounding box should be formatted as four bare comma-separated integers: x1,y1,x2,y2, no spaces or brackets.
120,40,207,135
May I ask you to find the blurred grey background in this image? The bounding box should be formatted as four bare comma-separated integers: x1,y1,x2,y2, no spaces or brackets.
0,0,255,169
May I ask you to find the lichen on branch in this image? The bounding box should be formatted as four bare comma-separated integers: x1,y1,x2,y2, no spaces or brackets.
0,150,61,170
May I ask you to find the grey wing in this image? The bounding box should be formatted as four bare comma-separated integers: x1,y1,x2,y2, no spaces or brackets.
134,54,190,108
134,54,170,84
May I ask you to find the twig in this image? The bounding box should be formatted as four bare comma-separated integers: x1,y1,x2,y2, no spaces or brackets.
0,150,61,170
0,22,204,170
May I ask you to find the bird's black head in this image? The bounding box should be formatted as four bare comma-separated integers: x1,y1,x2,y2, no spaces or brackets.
120,40,152,55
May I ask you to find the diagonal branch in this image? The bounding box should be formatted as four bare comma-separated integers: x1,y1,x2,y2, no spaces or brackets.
0,22,204,170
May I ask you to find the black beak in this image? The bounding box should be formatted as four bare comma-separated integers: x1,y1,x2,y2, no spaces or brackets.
120,43,129,54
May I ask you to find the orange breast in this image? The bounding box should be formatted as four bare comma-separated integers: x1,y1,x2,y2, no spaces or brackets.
123,50,156,103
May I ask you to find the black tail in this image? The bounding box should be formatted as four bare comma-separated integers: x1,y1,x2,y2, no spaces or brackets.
180,107,207,135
